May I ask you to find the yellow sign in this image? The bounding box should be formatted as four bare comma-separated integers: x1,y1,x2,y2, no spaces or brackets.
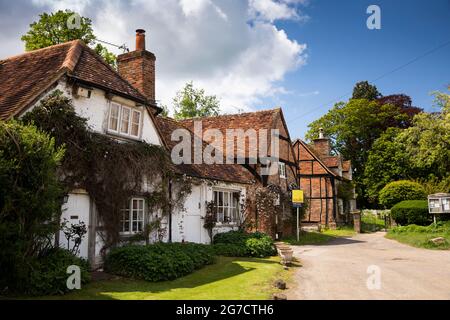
292,190,304,204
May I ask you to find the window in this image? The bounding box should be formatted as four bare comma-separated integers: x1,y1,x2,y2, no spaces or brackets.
278,162,286,179
108,103,142,138
121,198,145,234
214,190,240,224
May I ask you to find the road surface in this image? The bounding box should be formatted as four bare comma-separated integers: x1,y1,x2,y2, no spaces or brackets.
287,232,450,300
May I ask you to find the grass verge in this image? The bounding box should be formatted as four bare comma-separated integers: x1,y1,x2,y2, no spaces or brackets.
32,256,292,300
386,222,450,250
283,226,356,246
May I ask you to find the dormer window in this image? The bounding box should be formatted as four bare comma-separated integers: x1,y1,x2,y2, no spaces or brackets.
108,102,142,138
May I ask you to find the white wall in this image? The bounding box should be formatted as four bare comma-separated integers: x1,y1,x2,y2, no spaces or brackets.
171,181,247,244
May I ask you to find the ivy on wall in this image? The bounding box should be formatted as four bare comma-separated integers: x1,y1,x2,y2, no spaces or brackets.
22,91,192,256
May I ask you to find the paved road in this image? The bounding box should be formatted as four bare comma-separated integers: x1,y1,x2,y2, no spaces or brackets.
287,232,450,300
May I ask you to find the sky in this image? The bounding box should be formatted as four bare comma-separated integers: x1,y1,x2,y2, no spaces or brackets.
0,0,449,139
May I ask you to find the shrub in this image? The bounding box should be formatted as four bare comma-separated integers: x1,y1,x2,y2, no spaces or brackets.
379,180,427,209
104,243,215,282
213,231,276,257
10,248,90,296
0,121,65,293
391,200,431,226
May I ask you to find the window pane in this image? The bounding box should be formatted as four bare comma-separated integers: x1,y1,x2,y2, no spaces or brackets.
121,107,130,134
218,192,223,206
109,104,119,131
223,192,229,206
131,111,141,136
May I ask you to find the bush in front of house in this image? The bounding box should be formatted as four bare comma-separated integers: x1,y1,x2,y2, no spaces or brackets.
6,248,90,296
379,180,427,209
390,200,431,226
104,243,215,282
212,231,277,257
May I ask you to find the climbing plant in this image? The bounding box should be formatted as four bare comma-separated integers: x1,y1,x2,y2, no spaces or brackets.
22,91,192,256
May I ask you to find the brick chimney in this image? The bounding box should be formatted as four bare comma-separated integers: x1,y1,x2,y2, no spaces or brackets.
117,29,156,103
313,128,331,157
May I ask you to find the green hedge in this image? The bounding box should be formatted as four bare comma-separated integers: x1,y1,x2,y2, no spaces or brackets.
379,180,426,209
10,248,90,296
104,243,215,282
391,200,431,226
213,231,277,257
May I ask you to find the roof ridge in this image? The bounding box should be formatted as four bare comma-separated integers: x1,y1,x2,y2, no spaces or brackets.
62,40,84,72
179,108,281,122
0,40,78,63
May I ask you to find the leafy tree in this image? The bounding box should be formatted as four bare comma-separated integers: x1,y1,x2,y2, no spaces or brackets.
364,90,449,205
352,81,381,100
21,10,117,68
0,121,65,289
159,105,170,118
379,181,427,209
306,99,409,205
363,128,410,203
173,82,220,120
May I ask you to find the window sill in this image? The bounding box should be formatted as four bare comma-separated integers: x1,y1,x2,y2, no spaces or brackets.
106,130,142,142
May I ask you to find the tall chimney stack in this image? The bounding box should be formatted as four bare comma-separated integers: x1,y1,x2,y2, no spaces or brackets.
313,128,331,157
117,29,156,104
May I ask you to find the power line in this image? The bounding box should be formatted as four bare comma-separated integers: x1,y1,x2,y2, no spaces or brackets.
286,39,450,125
94,39,129,53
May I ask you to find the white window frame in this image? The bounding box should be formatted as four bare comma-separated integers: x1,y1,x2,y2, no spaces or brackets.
108,103,142,139
120,198,145,235
279,162,287,179
213,190,240,224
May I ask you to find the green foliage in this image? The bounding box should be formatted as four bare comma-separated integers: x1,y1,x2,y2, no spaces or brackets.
104,243,216,282
352,81,381,100
306,98,410,205
21,10,96,50
390,200,430,226
361,213,386,232
213,231,276,257
363,128,410,201
379,180,427,209
0,120,65,292
21,10,116,68
173,82,220,120
15,248,90,296
94,44,117,69
387,221,450,250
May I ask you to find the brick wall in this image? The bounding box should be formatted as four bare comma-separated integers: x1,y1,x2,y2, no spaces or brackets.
117,50,156,102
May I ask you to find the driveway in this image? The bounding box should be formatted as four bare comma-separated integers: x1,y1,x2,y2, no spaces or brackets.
287,232,450,300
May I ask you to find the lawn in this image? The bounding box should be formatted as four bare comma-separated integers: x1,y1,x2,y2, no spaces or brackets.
361,213,386,233
35,256,292,300
283,226,356,246
386,223,450,250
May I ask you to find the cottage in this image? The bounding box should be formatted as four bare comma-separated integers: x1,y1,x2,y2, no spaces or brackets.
293,129,356,228
0,29,299,266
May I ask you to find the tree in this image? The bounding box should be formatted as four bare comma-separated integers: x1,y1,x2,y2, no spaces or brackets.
352,81,381,100
364,90,450,205
376,94,423,127
363,128,410,203
0,121,65,289
306,99,410,206
21,10,117,68
173,82,221,120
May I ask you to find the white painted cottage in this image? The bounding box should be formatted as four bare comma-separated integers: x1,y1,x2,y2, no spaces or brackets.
0,30,254,266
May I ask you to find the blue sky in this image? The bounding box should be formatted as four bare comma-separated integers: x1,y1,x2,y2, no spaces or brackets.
0,0,448,140
261,0,450,139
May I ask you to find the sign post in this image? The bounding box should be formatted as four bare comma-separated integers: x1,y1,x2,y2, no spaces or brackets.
292,190,304,242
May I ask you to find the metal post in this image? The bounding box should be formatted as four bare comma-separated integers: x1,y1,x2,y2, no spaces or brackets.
297,207,300,242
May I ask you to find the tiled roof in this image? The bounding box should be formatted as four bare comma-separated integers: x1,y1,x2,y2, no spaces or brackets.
322,156,340,168
155,116,254,185
0,40,152,120
180,109,283,160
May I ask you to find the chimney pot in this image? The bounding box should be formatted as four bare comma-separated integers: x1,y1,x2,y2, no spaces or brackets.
136,29,146,51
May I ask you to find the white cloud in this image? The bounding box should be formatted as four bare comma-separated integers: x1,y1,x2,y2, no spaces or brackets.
22,0,308,114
